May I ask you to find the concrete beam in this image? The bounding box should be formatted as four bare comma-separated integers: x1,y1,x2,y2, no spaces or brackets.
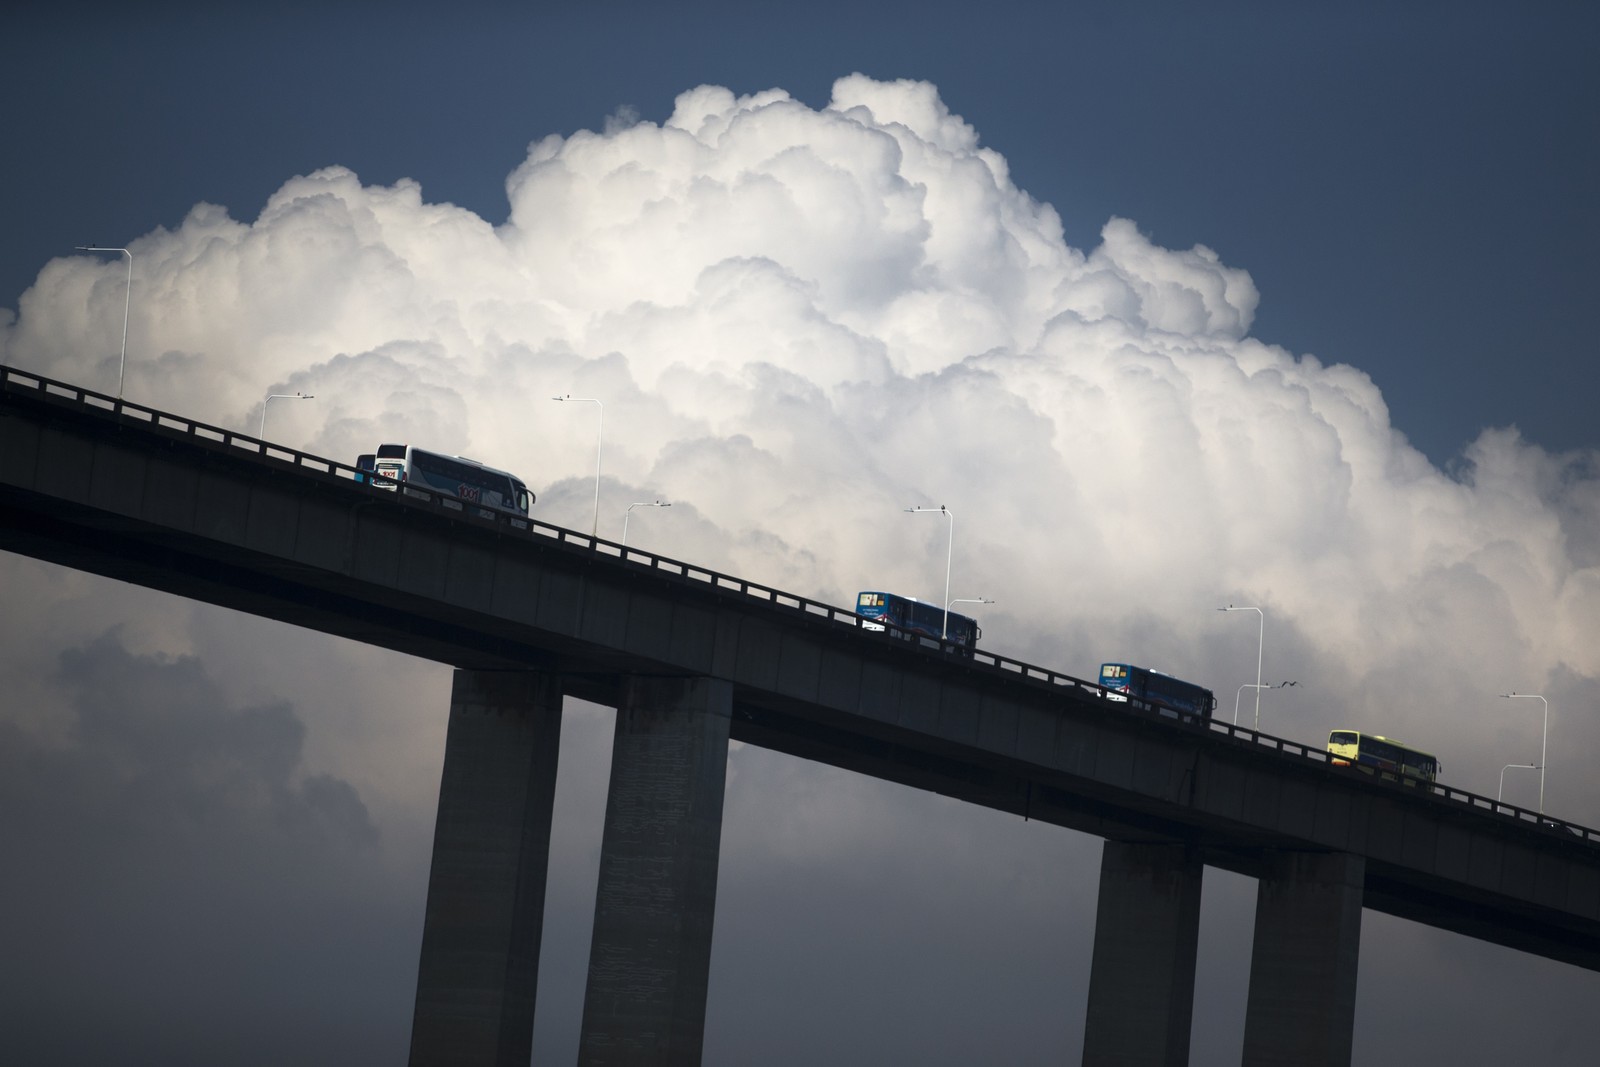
1242,850,1365,1066
1082,841,1203,1066
409,670,563,1067
579,676,733,1065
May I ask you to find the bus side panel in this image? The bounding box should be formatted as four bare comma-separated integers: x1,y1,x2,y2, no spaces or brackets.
906,600,941,639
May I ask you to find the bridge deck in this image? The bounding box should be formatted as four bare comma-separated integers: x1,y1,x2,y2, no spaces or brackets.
4,364,1599,971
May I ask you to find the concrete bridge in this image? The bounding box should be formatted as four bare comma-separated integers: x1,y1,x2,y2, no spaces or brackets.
4,365,1599,1065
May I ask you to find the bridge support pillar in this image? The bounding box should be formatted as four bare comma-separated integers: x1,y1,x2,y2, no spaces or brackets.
408,669,563,1067
1081,840,1202,1066
1242,850,1365,1066
578,675,732,1066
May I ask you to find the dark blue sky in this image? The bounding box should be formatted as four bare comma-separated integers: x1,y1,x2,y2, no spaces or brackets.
5,1,1596,466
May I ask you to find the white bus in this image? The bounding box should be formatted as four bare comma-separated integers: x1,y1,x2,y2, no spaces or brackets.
363,443,533,516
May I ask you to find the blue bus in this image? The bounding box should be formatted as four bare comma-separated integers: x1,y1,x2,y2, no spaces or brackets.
1098,663,1216,720
856,591,982,652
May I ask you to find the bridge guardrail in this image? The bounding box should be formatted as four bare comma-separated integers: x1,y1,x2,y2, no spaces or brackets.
5,364,1595,847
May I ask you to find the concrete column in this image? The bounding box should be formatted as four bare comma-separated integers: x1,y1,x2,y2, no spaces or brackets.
578,676,733,1066
408,670,563,1067
1081,840,1203,1067
1242,850,1365,1066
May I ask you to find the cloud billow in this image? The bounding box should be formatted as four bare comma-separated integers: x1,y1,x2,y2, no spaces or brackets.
6,72,1599,785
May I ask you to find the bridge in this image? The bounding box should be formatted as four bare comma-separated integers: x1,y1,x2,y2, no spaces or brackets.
3,365,1599,1066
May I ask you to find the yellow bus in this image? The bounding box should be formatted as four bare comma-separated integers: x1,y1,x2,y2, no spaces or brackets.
1327,731,1440,784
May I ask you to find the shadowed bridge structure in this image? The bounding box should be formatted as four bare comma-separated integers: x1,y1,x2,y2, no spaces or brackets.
4,365,1599,1066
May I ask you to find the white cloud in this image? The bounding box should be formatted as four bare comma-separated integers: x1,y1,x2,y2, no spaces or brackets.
7,70,1599,789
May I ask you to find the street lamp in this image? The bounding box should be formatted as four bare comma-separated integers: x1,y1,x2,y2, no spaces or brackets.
1498,763,1538,804
1233,684,1261,726
905,505,953,639
621,500,670,547
75,245,132,399
1500,693,1549,813
1233,680,1297,729
553,395,603,537
948,597,994,610
259,391,314,440
1218,604,1265,727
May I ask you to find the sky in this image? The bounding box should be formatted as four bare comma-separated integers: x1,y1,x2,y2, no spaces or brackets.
2,2,1599,1063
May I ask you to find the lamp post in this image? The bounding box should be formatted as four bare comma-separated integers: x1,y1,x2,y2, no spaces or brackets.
553,395,603,537
1498,763,1538,804
75,245,132,399
948,597,994,610
1233,680,1297,729
1500,693,1549,813
1233,684,1263,727
621,500,670,547
905,505,953,638
1218,604,1265,727
259,391,314,440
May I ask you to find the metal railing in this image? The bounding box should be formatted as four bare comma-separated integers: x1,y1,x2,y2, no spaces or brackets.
4,363,1595,847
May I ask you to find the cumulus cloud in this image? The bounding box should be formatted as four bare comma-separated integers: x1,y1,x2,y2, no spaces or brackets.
3,74,1599,1061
